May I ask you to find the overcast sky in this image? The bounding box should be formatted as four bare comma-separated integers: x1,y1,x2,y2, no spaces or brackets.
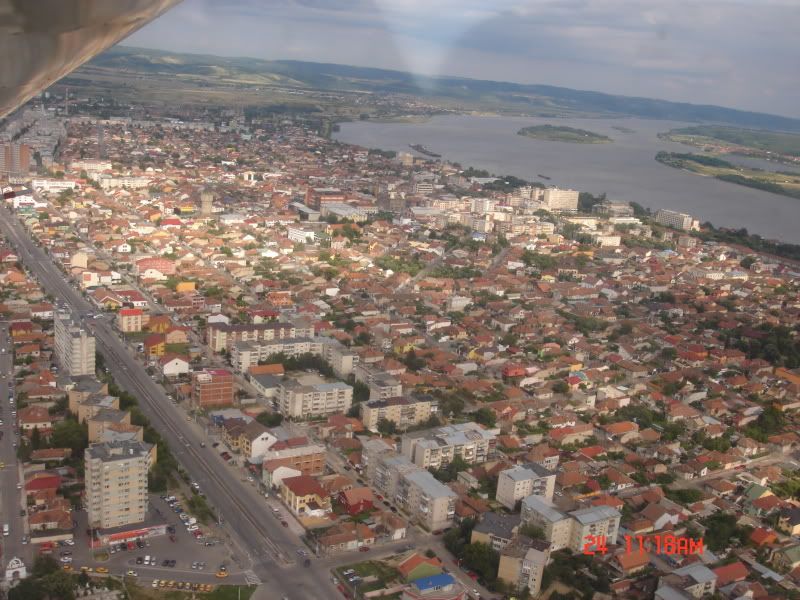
126,0,800,118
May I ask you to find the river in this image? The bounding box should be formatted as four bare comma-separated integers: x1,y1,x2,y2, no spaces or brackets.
334,115,800,243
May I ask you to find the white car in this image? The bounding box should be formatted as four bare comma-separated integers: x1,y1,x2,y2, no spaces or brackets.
187,525,199,532
126,570,138,577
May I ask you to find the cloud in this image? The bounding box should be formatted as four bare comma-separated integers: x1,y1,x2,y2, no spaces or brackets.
125,0,800,117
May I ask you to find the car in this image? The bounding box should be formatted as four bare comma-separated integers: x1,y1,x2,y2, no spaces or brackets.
215,571,229,579
80,567,93,573
168,560,176,567
96,567,109,574
21,535,28,545
19,509,25,517
212,442,219,448
169,534,176,542
60,556,73,564
63,539,74,546
187,525,199,532
382,500,390,506
162,559,170,567
192,562,199,569
152,580,160,588
62,565,73,572
126,570,138,577
135,557,143,565
281,521,288,528
390,506,398,513
359,546,370,552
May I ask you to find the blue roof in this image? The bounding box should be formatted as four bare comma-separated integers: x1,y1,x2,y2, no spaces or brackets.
412,573,454,591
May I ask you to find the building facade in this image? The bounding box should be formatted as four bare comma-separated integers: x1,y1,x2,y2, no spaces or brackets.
360,395,435,431
191,369,234,407
400,422,495,469
85,440,153,529
496,463,556,509
277,375,352,419
54,310,96,377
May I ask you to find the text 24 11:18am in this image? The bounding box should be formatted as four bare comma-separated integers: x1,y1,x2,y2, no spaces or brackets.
583,534,704,556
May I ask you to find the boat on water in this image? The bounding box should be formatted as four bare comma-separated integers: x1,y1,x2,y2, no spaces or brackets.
409,144,441,158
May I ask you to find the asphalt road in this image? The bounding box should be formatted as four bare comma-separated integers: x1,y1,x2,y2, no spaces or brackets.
0,207,339,599
0,323,29,569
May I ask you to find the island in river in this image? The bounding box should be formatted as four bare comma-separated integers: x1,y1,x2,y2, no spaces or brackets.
655,151,800,200
517,124,612,144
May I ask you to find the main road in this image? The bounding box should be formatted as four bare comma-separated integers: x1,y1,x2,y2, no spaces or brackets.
0,206,339,599
0,322,29,570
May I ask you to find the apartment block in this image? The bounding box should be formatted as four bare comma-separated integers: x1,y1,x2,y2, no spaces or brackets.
54,310,96,377
520,495,621,553
540,187,579,212
261,444,326,477
360,394,435,432
498,538,551,597
496,463,556,509
277,373,352,419
400,422,496,469
230,336,357,377
191,369,234,407
206,321,314,353
655,209,698,231
520,496,573,551
85,440,154,529
362,438,456,532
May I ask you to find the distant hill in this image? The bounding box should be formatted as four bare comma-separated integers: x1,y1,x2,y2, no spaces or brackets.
88,46,800,132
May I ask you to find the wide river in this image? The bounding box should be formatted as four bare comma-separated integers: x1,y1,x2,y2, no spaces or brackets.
335,115,800,243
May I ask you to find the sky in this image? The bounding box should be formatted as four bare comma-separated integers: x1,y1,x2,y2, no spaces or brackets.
127,0,800,118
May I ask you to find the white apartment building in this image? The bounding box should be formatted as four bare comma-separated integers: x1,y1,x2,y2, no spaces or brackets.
54,311,95,377
496,463,556,509
539,187,579,212
400,422,496,469
30,178,78,193
286,225,319,244
655,209,699,231
360,394,435,431
363,438,456,531
521,495,621,553
85,440,153,529
277,374,353,419
230,336,357,377
498,538,551,597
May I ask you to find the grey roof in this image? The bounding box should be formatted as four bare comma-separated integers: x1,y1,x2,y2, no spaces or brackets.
570,505,621,525
674,563,716,585
404,469,457,499
522,495,566,523
504,463,554,481
474,512,520,540
655,585,691,600
86,440,152,462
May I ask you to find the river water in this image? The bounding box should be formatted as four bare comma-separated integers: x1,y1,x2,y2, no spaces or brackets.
335,115,800,243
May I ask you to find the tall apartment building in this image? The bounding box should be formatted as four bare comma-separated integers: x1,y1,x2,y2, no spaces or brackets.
191,369,234,407
360,395,435,431
367,373,403,401
496,463,556,509
498,538,551,597
54,311,96,377
0,141,31,177
540,187,579,213
363,438,456,531
277,373,352,419
85,440,154,529
400,422,496,469
521,495,621,553
655,209,698,231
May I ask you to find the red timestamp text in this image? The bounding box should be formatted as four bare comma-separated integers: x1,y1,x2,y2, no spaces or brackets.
582,534,703,556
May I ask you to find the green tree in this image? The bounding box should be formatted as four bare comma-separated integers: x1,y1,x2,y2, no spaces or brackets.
462,542,500,584
473,407,496,428
352,380,370,403
377,418,398,436
256,412,284,428
49,420,88,454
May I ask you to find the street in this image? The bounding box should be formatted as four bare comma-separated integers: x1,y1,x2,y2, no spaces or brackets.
0,206,340,599
0,323,29,568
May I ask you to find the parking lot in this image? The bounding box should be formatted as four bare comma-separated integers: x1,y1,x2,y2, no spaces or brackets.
57,494,249,585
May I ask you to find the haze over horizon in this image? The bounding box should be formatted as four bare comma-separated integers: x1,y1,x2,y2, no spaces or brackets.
126,0,800,119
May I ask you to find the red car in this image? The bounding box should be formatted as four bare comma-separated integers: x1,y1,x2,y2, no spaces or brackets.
359,546,370,552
